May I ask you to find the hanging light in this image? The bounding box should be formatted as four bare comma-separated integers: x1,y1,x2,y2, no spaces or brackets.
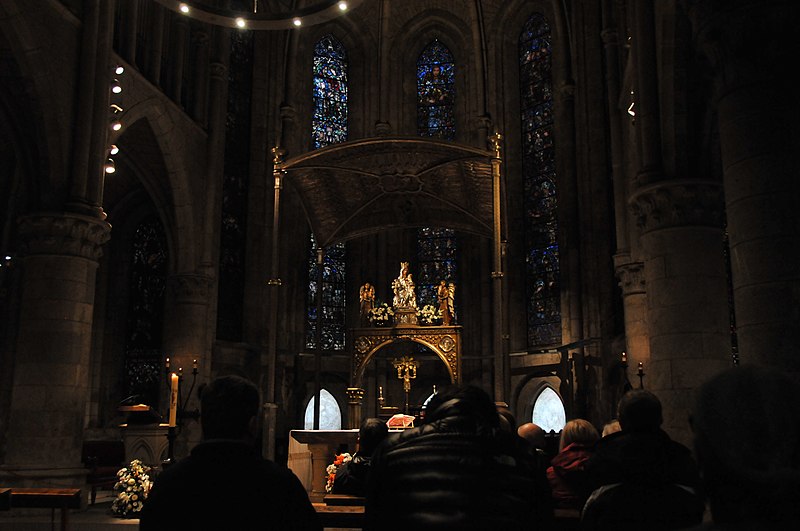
179,3,190,14
109,144,120,155
292,18,302,27
235,17,246,28
104,158,116,174
115,65,125,75
110,120,122,132
111,79,122,94
338,2,348,10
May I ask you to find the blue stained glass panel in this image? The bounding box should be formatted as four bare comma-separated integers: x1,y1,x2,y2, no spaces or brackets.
417,40,456,140
312,35,348,149
417,227,458,310
520,14,561,347
306,234,347,351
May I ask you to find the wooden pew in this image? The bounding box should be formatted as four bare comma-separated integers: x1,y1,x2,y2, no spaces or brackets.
313,493,366,529
8,488,81,531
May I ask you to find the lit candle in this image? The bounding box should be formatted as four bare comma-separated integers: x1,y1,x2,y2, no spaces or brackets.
192,359,198,370
637,362,644,375
621,351,627,363
165,357,170,370
168,372,179,427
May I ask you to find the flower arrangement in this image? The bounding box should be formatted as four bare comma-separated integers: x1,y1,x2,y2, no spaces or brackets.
368,302,395,326
325,452,352,493
111,459,152,518
417,304,443,325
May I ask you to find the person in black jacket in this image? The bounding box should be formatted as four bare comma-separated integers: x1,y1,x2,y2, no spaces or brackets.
139,375,321,531
581,389,704,531
333,417,388,496
364,384,550,530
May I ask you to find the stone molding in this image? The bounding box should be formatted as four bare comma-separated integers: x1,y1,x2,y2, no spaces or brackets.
167,273,214,303
17,213,111,260
629,180,724,233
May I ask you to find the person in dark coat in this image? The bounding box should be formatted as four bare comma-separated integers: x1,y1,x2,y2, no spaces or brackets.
581,389,704,531
364,384,550,531
547,418,599,510
332,417,388,496
684,364,800,530
139,375,321,531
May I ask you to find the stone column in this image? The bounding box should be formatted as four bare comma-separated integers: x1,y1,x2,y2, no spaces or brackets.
0,213,110,488
162,273,213,455
685,1,800,372
613,255,650,376
346,388,365,430
630,181,731,445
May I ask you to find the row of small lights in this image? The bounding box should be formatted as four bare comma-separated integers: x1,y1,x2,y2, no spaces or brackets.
105,65,125,175
177,1,349,28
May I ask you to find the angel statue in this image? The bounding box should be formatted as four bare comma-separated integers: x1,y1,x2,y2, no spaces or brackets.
359,282,375,326
392,262,417,309
437,280,456,325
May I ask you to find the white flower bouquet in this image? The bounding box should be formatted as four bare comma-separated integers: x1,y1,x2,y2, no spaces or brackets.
417,304,443,325
111,459,152,518
368,302,395,326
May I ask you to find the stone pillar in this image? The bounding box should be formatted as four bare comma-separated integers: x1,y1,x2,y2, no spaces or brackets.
685,1,800,372
613,256,650,376
162,273,213,455
630,181,731,446
0,213,110,488
346,388,365,430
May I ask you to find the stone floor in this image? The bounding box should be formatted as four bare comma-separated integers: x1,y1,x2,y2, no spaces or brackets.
0,492,139,530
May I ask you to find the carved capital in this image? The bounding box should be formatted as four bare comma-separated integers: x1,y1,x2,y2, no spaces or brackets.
614,260,646,296
209,62,227,80
167,273,213,303
629,180,724,233
17,213,111,260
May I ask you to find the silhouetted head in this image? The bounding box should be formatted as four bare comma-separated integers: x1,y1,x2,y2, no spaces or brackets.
559,418,600,451
200,375,260,441
518,422,546,450
357,417,389,457
423,384,499,431
617,389,663,433
691,364,800,524
496,404,516,433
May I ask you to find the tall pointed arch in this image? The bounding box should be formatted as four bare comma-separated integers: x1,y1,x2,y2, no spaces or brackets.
519,14,561,347
307,34,348,351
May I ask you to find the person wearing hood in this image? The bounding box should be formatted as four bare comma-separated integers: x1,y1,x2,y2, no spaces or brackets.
546,418,599,510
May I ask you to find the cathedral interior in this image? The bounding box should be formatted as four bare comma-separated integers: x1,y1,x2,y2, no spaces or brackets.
0,0,798,495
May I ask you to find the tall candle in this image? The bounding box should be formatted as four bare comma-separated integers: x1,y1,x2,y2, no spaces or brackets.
168,372,179,427
621,351,627,363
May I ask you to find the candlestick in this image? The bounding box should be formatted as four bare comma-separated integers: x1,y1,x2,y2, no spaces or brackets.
192,359,198,373
637,362,644,375
621,351,627,364
165,357,170,371
168,372,179,427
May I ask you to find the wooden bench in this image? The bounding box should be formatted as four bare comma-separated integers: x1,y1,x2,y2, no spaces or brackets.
81,439,125,504
313,493,366,528
8,488,81,531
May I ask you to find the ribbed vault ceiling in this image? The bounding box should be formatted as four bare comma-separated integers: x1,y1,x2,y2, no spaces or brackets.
282,137,496,248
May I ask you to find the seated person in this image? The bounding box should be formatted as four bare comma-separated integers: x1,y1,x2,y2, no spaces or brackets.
581,389,704,531
332,417,389,496
139,375,321,530
365,384,552,530
686,364,800,530
546,418,599,510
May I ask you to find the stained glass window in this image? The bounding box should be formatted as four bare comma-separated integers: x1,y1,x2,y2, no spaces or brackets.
306,234,347,351
124,217,167,408
416,227,458,309
532,387,566,432
307,35,348,351
304,389,342,430
520,14,561,347
417,39,455,140
312,35,348,149
217,28,253,341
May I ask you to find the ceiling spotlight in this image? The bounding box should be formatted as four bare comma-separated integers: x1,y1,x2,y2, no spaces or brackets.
292,18,302,27
179,3,190,14
111,120,122,132
115,65,125,75
235,17,246,28
338,2,348,10
111,79,122,94
104,158,116,174
109,144,120,155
